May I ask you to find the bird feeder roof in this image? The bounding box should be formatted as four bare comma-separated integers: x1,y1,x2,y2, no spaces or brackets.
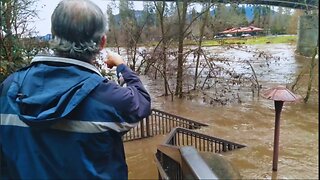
261,86,301,102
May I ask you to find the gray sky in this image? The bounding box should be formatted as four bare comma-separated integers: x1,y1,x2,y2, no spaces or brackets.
33,0,143,36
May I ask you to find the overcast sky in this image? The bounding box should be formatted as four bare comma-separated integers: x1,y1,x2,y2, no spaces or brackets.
33,0,143,36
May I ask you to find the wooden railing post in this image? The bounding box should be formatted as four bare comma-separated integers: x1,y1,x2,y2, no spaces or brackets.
222,142,227,152
140,119,145,138
146,116,150,137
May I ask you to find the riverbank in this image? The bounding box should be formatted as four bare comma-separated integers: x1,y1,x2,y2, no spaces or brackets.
187,35,297,46
107,35,297,48
141,34,297,47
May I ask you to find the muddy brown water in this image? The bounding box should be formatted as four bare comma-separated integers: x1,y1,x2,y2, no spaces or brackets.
124,44,319,179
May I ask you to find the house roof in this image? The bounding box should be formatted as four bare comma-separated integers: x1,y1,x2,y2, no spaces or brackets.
219,26,264,34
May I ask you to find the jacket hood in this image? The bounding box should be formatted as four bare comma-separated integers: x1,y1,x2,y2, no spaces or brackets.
7,56,104,126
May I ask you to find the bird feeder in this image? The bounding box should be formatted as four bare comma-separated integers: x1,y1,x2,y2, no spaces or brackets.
261,86,301,171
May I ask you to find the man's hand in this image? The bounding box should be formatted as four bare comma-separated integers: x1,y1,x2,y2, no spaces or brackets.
104,50,125,69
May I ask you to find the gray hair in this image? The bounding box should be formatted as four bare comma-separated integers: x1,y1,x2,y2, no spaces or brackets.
50,0,107,62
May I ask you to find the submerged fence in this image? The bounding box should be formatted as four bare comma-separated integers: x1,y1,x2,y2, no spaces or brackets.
123,109,208,142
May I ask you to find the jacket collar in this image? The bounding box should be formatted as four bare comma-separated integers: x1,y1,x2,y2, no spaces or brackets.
31,55,102,76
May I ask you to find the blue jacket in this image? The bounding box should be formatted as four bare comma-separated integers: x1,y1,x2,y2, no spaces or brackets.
0,55,151,179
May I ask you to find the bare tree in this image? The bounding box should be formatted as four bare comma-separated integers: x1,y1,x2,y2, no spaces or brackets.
175,2,213,97
193,3,210,90
106,4,121,54
155,1,170,95
173,1,187,97
118,0,151,72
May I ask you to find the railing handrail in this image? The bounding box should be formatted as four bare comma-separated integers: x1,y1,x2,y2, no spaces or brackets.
151,109,209,127
180,146,219,179
123,108,209,142
169,127,246,148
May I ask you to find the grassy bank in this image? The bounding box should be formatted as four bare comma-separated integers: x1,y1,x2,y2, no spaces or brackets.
190,35,297,46
112,35,297,48
144,35,296,47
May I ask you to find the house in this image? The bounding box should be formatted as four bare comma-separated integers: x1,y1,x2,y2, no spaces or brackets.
215,26,264,38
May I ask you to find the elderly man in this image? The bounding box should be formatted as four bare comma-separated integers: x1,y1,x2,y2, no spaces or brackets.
0,0,151,179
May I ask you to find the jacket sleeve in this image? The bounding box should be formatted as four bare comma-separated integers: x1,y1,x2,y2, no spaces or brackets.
106,64,151,124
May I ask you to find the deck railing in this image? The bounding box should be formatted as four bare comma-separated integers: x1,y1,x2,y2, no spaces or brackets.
155,127,246,179
123,109,208,142
155,144,219,180
165,127,246,153
122,109,246,179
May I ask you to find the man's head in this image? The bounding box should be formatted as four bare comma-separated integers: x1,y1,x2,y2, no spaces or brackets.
50,0,107,62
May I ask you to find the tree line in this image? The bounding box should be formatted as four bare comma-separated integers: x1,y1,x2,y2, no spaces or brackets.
107,1,303,46
1,0,315,103
106,1,304,99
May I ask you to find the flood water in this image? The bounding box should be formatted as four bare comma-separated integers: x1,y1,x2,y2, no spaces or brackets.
124,43,319,179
